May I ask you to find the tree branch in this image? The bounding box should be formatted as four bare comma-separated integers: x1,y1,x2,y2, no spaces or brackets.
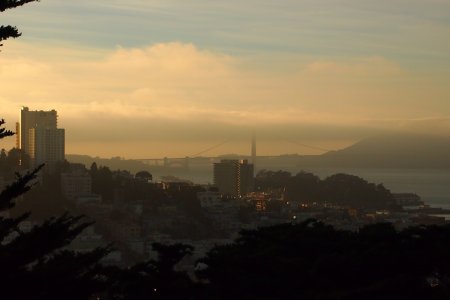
0,118,15,139
0,0,39,12
0,164,45,211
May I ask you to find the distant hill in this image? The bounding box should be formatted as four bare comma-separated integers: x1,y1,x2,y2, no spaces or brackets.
66,154,153,173
298,134,450,168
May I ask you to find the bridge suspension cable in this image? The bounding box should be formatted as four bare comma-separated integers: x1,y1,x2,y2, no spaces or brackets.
271,134,330,152
190,139,233,157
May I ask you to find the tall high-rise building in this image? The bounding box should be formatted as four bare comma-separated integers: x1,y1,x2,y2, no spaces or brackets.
20,107,57,152
214,160,240,196
213,159,254,197
20,107,64,170
28,127,65,168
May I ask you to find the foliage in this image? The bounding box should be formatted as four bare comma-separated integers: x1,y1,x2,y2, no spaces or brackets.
90,163,114,202
0,119,114,299
198,219,450,300
0,119,14,138
0,0,39,47
107,243,196,300
256,170,396,209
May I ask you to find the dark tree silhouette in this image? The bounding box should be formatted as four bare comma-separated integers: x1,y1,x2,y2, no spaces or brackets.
0,0,39,48
0,120,115,299
107,243,196,300
256,170,396,209
197,219,450,300
0,4,117,297
0,119,14,138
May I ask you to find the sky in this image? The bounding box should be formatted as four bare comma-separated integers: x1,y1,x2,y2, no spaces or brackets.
1,0,450,158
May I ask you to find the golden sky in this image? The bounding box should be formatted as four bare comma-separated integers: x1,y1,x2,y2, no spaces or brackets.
1,1,450,158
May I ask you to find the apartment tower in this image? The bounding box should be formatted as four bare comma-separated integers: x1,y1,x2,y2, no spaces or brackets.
213,159,254,197
20,107,65,169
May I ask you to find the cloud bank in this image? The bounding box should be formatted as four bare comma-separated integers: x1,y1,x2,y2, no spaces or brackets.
1,41,449,157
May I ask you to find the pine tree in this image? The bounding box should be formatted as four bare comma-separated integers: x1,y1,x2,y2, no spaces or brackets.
0,0,40,48
0,2,118,297
0,120,114,300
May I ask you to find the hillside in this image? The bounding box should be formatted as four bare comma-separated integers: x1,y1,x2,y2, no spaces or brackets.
304,134,450,168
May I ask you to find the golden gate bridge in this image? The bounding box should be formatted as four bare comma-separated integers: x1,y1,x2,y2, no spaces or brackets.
133,134,330,169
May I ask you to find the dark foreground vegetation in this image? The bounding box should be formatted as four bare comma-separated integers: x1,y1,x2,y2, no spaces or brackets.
198,221,450,300
256,169,397,210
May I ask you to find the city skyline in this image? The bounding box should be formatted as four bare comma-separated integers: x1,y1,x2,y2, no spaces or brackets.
1,1,450,158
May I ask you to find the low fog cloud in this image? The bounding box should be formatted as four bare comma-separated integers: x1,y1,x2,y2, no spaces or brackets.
1,41,449,157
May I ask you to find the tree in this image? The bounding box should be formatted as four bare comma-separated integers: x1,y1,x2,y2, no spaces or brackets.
135,170,152,182
91,165,114,202
197,219,450,300
89,161,98,174
0,120,115,299
0,118,14,138
7,147,29,168
256,170,396,209
0,0,39,48
106,243,197,300
0,2,120,296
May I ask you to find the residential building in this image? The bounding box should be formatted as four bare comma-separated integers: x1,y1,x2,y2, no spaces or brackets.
29,127,65,168
20,106,57,154
20,107,65,170
214,160,240,196
213,159,254,196
240,160,254,194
